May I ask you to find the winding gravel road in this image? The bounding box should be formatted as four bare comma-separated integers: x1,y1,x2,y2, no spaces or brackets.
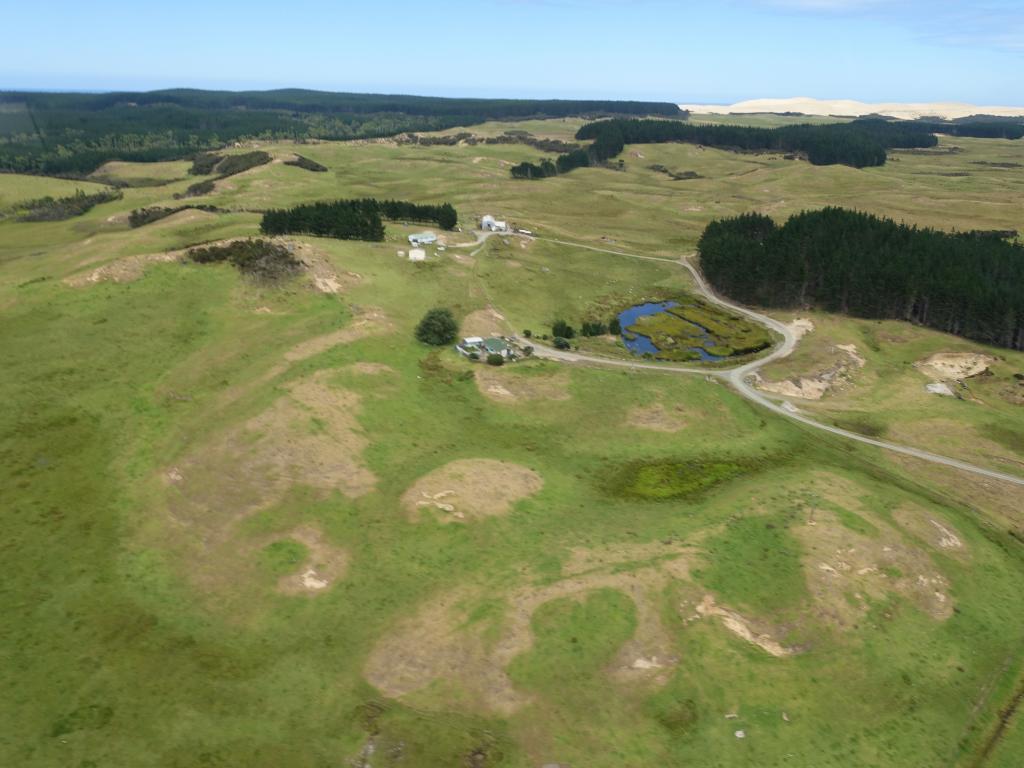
528,238,1024,488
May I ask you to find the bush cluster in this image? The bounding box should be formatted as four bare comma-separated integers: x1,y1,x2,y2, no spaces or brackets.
18,188,122,222
187,239,302,281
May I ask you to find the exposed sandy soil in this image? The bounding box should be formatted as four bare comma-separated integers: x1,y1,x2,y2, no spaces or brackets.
283,308,392,363
681,97,1024,121
688,594,796,657
626,402,688,432
402,459,543,523
788,318,815,341
290,240,361,295
273,524,349,596
914,352,996,381
461,307,512,338
64,250,180,286
796,508,953,628
755,343,866,400
364,541,695,714
892,504,969,562
474,367,571,404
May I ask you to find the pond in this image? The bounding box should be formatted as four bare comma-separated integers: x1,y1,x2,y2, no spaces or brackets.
618,300,727,362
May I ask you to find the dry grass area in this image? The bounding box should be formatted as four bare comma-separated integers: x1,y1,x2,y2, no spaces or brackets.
796,508,953,628
282,308,392,363
272,524,349,596
887,418,1024,472
892,504,970,563
165,371,375,537
461,307,512,338
474,367,571,404
365,541,696,715
402,459,543,523
625,402,688,432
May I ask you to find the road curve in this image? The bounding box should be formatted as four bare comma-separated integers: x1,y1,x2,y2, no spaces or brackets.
527,238,1024,488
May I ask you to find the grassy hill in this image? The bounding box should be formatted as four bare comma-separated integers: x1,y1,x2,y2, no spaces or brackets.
1,117,1022,767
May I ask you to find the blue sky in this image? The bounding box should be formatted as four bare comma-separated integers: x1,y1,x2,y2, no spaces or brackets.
2,0,1022,104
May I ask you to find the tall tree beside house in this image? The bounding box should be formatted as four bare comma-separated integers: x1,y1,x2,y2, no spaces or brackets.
415,308,459,346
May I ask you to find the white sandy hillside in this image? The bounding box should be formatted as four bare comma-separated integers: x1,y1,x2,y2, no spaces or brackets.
680,97,1024,121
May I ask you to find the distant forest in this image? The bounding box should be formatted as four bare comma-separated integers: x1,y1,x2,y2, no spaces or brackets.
260,198,457,240
511,117,1024,178
698,208,1024,351
0,89,679,176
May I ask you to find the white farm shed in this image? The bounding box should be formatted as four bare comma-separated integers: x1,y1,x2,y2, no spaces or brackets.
409,232,437,246
408,248,426,262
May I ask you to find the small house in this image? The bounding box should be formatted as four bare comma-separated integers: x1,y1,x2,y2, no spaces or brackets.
409,232,437,246
408,248,426,262
482,337,511,358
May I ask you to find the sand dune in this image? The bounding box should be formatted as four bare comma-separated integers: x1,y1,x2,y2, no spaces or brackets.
680,97,1024,121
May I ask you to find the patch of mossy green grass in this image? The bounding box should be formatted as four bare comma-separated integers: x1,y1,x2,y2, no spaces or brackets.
258,539,309,576
625,297,773,361
509,589,636,689
695,513,808,614
609,456,763,501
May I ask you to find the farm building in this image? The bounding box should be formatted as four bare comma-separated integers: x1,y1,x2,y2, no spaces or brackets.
481,215,508,232
408,248,426,262
408,232,437,246
456,336,515,360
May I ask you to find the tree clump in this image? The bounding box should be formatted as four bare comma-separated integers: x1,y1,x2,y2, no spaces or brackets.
261,198,458,240
415,308,458,346
699,207,1024,351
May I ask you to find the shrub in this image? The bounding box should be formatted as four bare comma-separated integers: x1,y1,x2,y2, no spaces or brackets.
486,353,505,366
608,317,622,335
553,337,571,350
215,151,272,177
552,319,576,339
415,308,458,346
187,239,302,281
177,179,215,199
18,189,122,221
581,320,607,337
284,154,328,172
522,329,532,338
189,152,223,175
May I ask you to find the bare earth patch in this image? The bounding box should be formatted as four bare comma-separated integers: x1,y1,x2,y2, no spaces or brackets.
689,594,796,657
402,459,543,523
626,402,688,432
788,318,815,341
461,307,512,338
273,524,349,596
65,250,180,286
755,343,866,400
914,351,996,381
474,367,571,404
290,240,362,294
